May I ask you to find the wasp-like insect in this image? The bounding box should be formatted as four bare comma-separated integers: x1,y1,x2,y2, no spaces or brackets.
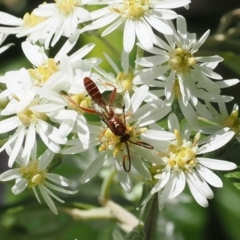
83,77,153,172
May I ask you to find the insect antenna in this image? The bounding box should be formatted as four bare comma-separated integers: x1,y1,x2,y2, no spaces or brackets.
123,141,131,172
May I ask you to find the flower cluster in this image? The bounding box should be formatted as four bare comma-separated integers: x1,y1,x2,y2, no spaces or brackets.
0,0,238,215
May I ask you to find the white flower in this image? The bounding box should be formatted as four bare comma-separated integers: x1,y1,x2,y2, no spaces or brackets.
143,113,236,209
0,143,77,214
0,0,90,48
93,51,137,93
146,75,239,125
196,102,240,139
0,96,67,167
29,43,101,143
62,85,174,192
0,32,82,116
135,16,231,106
82,0,190,53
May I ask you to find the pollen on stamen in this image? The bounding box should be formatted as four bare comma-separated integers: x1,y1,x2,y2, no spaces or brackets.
17,102,48,127
111,0,150,19
29,59,59,86
55,0,80,16
23,12,47,28
19,161,46,188
169,48,196,74
116,72,134,92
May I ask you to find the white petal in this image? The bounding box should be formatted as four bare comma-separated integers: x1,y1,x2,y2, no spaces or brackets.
22,124,36,161
130,148,151,180
158,173,176,210
114,156,132,193
151,168,170,194
38,149,55,171
8,127,25,167
168,113,180,132
39,185,58,214
198,131,234,154
12,178,28,195
130,85,148,114
186,171,214,199
169,171,186,199
0,116,20,134
123,19,135,53
0,169,21,181
198,158,237,171
186,177,209,207
45,173,72,187
196,165,223,188
81,151,106,183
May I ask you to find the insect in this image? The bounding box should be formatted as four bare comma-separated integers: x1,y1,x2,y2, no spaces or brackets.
83,77,153,172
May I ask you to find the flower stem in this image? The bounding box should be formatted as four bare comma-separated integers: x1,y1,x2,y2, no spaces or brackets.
143,193,158,240
84,30,121,60
99,168,116,203
139,184,159,240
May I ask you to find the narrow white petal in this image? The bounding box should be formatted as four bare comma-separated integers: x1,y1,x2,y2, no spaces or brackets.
12,178,28,195
215,79,240,89
145,15,173,35
45,173,72,186
81,151,106,183
0,169,21,181
153,1,190,9
103,52,120,74
130,85,148,114
151,168,170,194
8,127,25,167
198,131,234,154
142,129,175,141
158,173,176,210
45,182,77,195
114,156,132,193
38,149,55,171
22,124,36,160
32,187,41,204
54,30,81,62
130,148,151,180
124,19,135,53
186,171,214,199
39,185,58,214
102,18,123,36
168,113,180,132
196,165,223,188
169,171,186,199
198,158,237,171
186,177,209,207
0,116,20,134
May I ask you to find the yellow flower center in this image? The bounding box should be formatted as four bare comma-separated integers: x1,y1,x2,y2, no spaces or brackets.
223,109,240,135
151,130,200,180
19,161,46,188
116,72,134,92
111,0,149,19
29,59,59,87
23,12,47,28
68,93,92,113
17,101,48,127
55,0,80,16
98,121,147,157
169,48,196,74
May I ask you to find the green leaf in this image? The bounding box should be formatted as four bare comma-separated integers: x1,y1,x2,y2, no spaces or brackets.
224,170,240,190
